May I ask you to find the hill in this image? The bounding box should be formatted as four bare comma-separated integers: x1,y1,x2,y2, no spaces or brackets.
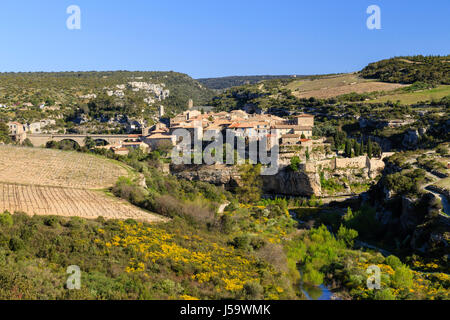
286,73,405,99
0,146,163,222
197,75,305,90
0,71,215,125
360,55,450,84
209,56,450,111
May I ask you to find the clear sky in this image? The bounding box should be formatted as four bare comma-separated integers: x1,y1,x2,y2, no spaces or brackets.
0,0,448,78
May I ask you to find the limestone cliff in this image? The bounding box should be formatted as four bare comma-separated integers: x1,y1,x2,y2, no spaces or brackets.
171,164,321,197
261,169,321,197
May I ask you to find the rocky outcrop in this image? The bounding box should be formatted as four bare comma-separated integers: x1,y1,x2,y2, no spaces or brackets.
171,164,241,188
410,213,450,254
261,169,321,197
401,128,427,149
171,164,321,196
400,196,424,233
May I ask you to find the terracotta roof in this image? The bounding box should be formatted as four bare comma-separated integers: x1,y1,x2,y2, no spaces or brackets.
122,142,143,146
272,125,296,129
147,134,173,139
228,122,255,128
281,134,300,138
293,126,313,131
205,126,221,131
294,114,314,118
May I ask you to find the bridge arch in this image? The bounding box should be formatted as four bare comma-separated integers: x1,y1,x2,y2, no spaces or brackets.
94,138,109,146
27,134,133,148
51,139,82,150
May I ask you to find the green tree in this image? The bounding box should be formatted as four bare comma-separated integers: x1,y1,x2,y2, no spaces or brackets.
354,142,361,157
290,156,301,171
22,138,34,147
385,255,403,270
337,225,358,247
367,138,373,159
0,122,11,144
236,164,262,203
84,136,95,149
345,139,352,158
392,265,414,290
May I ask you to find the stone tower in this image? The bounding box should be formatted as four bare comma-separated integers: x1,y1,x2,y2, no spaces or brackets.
159,105,165,118
188,99,193,109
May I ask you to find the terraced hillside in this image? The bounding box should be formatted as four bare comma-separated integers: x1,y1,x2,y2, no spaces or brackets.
286,73,405,99
0,146,164,222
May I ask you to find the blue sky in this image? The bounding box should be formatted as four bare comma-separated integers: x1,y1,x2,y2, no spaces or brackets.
0,0,448,78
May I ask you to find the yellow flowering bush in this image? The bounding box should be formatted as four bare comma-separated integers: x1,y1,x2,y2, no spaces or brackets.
95,220,278,298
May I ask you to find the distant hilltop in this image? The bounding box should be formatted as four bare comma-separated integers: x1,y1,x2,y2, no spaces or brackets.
196,75,309,90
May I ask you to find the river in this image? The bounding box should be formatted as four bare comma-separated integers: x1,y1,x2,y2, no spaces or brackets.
301,283,335,300
298,267,335,300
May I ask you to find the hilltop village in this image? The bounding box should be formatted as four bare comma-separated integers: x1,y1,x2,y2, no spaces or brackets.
7,103,388,198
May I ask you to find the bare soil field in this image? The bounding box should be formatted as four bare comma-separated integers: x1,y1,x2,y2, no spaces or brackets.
0,146,127,189
286,73,405,99
0,146,165,223
0,183,165,222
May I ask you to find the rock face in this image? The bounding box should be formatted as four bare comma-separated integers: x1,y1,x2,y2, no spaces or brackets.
171,164,321,196
401,128,428,149
172,164,241,188
375,182,449,254
400,196,425,233
261,169,321,197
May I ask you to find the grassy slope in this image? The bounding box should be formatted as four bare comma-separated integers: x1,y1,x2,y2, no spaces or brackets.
285,74,405,99
365,85,450,105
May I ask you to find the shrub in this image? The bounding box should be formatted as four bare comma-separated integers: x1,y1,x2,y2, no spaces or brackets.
154,279,183,296
153,195,183,218
9,237,25,251
385,255,403,270
229,234,251,251
337,225,358,247
0,212,13,227
43,216,60,227
243,281,263,299
289,156,301,172
219,214,235,234
303,267,324,286
255,243,288,272
374,288,396,300
392,265,414,290
343,206,381,239
112,177,147,205
66,216,85,229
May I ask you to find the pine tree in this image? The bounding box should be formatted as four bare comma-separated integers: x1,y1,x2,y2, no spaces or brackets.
367,138,373,159
354,142,361,156
360,137,365,155
345,139,352,158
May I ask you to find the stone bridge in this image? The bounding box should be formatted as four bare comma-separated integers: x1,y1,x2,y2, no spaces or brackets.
27,134,136,147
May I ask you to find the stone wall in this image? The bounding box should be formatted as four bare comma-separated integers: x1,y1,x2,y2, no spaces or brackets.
335,156,368,169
